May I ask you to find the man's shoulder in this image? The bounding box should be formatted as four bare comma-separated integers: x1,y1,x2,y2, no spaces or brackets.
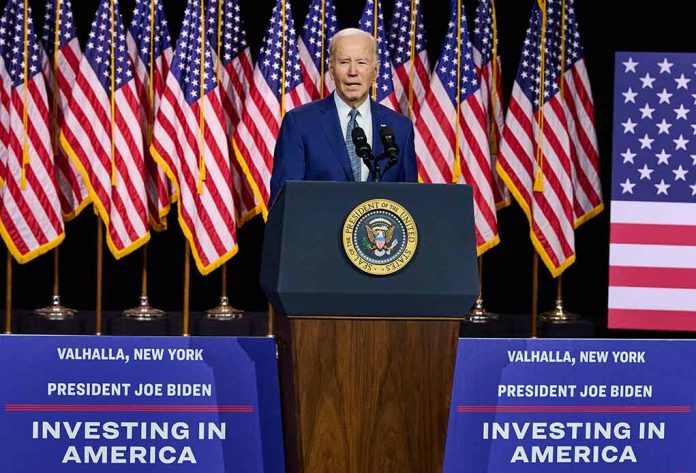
285,96,332,120
372,102,411,129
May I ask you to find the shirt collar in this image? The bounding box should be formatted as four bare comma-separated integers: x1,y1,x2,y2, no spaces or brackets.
334,93,371,120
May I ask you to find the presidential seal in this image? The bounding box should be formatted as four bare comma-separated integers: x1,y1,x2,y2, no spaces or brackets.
342,199,418,276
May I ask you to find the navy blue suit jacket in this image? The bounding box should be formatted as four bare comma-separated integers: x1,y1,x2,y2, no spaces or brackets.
270,93,417,202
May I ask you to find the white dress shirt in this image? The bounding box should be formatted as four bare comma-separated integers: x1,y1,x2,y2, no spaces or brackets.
334,94,372,182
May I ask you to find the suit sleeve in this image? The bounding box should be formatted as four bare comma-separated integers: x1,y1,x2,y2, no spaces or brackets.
400,120,418,182
270,112,305,203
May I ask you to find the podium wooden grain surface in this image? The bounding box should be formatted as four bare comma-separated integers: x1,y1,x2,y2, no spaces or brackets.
277,316,460,473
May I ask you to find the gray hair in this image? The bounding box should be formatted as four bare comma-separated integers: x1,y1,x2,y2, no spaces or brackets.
328,28,379,63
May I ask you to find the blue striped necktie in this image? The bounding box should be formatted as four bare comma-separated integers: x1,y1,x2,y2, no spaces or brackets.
345,109,361,181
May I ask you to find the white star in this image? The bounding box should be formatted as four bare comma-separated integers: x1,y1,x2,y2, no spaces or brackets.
639,103,655,119
657,58,674,73
621,118,637,134
654,179,670,195
638,164,654,180
657,88,673,104
673,165,689,180
620,178,635,194
692,154,696,166
674,104,690,120
622,87,637,103
622,57,638,73
638,133,654,149
639,73,655,88
621,148,636,164
655,118,672,134
673,134,689,150
675,73,691,89
690,183,696,196
655,149,671,164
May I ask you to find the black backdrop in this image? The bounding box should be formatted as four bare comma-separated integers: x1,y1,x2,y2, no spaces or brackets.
2,0,695,337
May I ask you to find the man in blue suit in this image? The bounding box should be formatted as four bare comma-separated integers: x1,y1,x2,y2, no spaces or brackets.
270,28,418,202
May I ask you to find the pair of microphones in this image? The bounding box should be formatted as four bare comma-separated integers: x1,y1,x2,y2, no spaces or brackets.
351,125,399,182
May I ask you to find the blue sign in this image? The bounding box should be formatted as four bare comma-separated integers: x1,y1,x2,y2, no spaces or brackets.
0,335,285,472
444,339,693,472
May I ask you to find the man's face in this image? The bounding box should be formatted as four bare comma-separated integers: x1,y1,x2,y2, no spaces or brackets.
329,34,378,108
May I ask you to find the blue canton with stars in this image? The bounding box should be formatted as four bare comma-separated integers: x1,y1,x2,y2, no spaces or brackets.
205,0,248,67
85,0,132,95
257,0,301,99
300,0,338,72
433,0,481,106
472,0,495,64
170,0,218,105
129,0,171,66
1,0,42,88
359,0,395,102
514,0,564,108
40,0,77,54
612,52,696,203
388,0,427,68
562,0,585,70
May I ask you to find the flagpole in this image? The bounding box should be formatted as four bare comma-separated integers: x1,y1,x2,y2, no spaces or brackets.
197,0,207,194
4,253,11,334
453,0,462,182
407,0,417,118
489,0,500,152
533,0,548,192
96,218,104,335
371,0,378,101
183,241,191,336
531,253,538,338
51,0,62,303
319,0,326,97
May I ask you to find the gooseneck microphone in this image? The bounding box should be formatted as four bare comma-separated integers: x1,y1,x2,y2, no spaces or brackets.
379,125,399,159
351,127,373,161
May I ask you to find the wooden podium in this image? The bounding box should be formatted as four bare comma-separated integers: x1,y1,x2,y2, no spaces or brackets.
261,182,479,473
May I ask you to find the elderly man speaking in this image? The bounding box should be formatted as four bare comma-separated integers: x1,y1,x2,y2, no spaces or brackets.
269,28,417,202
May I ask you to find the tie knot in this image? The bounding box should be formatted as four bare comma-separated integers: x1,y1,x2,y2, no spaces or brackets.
349,109,359,121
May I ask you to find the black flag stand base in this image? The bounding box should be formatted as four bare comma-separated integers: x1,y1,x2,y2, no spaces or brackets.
205,296,244,320
539,297,581,323
33,295,77,320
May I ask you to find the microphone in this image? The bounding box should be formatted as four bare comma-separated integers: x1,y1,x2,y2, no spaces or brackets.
379,125,399,159
351,126,373,160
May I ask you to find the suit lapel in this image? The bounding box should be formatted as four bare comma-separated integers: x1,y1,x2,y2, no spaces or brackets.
371,100,385,158
318,94,354,180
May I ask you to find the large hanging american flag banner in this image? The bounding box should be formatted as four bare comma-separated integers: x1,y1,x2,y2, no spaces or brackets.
206,0,260,225
127,0,174,231
151,0,238,275
359,0,400,112
608,52,696,331
40,0,89,220
61,0,149,259
387,0,430,118
0,0,65,263
413,0,498,254
472,0,509,209
296,0,338,103
497,0,576,276
562,0,603,226
232,0,302,214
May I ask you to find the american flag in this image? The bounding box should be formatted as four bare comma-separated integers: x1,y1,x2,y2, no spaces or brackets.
608,52,696,331
387,0,430,118
413,0,499,254
562,0,603,225
296,0,338,103
0,0,65,263
206,0,260,224
232,0,302,213
497,0,575,275
151,0,238,275
61,0,149,259
472,0,509,208
359,0,400,112
40,0,89,220
127,0,174,232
